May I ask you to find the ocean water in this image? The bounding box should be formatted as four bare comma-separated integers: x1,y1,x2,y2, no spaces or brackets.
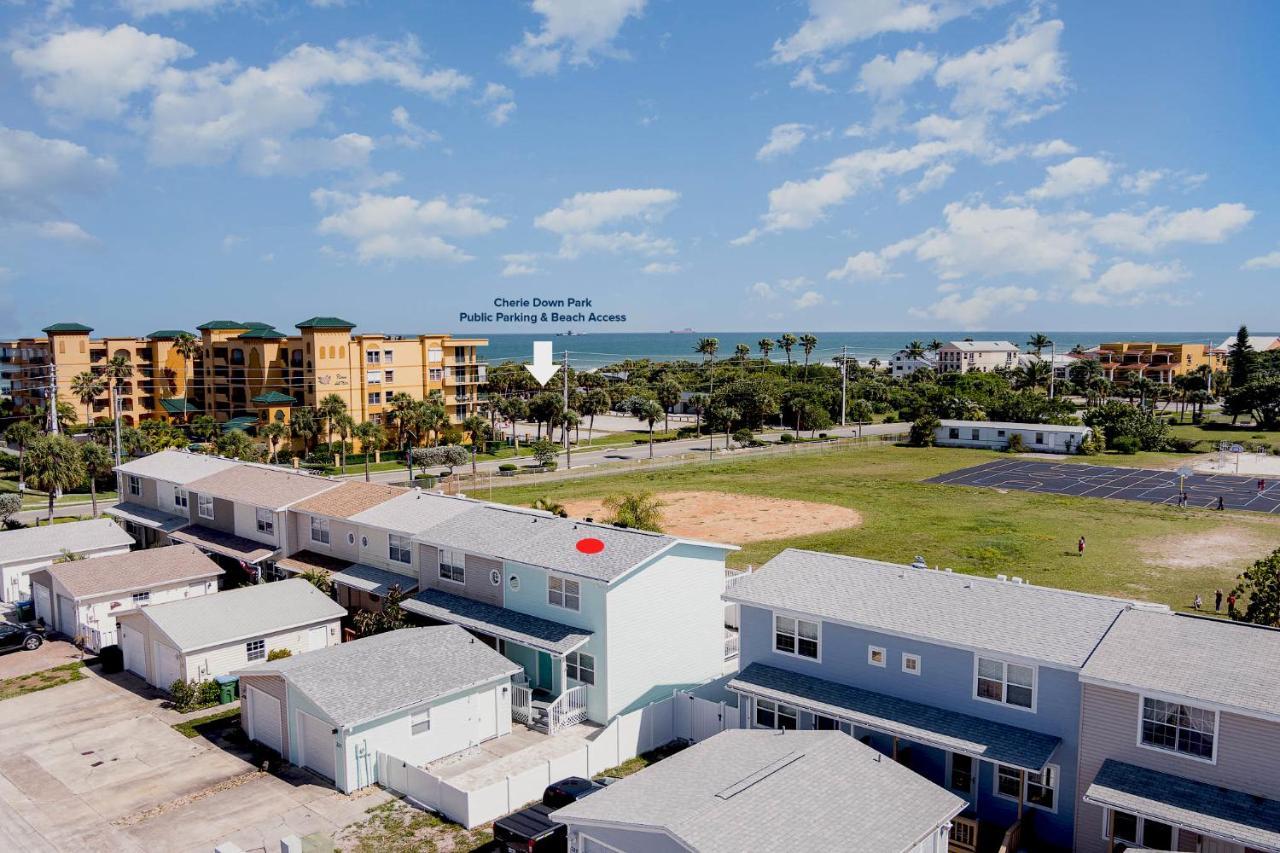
471,331,1247,369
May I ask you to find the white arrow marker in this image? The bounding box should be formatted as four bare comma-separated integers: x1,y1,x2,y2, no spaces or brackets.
525,340,561,386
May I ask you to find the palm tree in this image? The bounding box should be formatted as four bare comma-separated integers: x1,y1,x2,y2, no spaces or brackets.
905,340,926,360
531,497,568,518
79,441,113,517
190,414,219,447
1130,375,1156,408
777,333,797,366
5,420,38,487
462,414,488,477
602,492,664,531
388,392,416,449
695,338,719,435
927,339,945,354
1015,360,1052,390
757,338,774,361
334,412,355,469
734,343,750,364
558,410,580,468
717,406,740,449
580,388,610,444
799,334,818,379
260,421,289,464
25,434,86,524
171,332,201,416
317,394,347,451
868,357,881,371
70,371,105,426
634,398,664,459
102,354,133,451
1026,333,1052,357
655,377,682,434
290,408,318,453
352,420,386,481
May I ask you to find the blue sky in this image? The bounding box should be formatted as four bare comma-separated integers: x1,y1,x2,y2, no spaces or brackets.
1,0,1278,336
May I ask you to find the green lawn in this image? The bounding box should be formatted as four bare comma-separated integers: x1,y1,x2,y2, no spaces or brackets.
0,662,85,702
172,706,241,738
489,444,1278,611
1169,420,1280,448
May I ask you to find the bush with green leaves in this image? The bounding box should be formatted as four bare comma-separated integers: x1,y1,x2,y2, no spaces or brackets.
498,463,518,472
1082,401,1170,451
779,432,794,443
908,412,941,447
732,428,755,446
530,439,559,468
1111,435,1141,454
1231,548,1280,626
0,493,21,526
1006,432,1026,453
169,678,221,712
266,648,293,661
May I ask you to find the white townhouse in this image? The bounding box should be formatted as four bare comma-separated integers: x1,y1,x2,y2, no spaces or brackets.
109,450,240,548
0,518,134,603
891,348,938,378
28,543,222,652
116,578,344,691
936,341,1020,374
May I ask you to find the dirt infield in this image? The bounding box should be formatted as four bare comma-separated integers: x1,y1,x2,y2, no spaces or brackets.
561,490,862,545
1140,526,1277,571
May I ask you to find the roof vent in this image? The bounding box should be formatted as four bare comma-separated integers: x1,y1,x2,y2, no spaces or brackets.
910,555,927,569
1011,577,1023,585
715,752,805,800
963,581,972,589
943,567,953,573
996,574,1008,582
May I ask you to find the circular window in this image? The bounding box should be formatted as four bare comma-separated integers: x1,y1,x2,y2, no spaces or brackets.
490,569,501,586
508,575,520,591
347,532,355,545
361,536,368,547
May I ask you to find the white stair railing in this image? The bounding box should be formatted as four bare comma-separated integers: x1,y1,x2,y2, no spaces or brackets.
511,683,534,727
547,685,588,734
724,632,740,660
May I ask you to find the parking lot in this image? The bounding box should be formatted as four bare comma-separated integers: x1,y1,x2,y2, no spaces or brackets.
0,667,392,852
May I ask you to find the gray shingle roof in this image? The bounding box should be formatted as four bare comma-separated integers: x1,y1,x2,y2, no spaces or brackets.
104,502,189,532
729,663,1060,772
727,549,1135,668
185,464,339,510
553,729,965,853
346,489,480,533
114,450,240,485
1081,610,1280,718
169,525,275,564
0,518,134,565
139,578,345,651
419,504,679,583
48,543,222,599
235,626,520,727
1084,759,1280,851
403,588,591,656
331,563,418,596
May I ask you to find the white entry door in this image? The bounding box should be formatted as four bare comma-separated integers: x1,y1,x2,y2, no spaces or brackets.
299,711,336,780
153,641,182,691
307,625,328,651
122,627,146,677
475,687,498,743
246,686,283,754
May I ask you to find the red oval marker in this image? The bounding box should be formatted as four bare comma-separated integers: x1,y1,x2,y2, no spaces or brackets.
576,537,605,554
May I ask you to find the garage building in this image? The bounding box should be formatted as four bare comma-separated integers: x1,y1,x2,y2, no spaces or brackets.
115,578,344,691
0,518,134,603
235,625,520,793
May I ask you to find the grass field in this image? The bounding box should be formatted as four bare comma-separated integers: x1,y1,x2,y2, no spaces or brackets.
489,444,1280,611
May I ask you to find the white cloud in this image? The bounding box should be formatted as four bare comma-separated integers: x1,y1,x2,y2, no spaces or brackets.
642,261,681,274
390,106,441,148
773,0,1003,63
778,275,810,291
794,290,826,309
0,126,115,243
478,82,516,126
910,284,1038,328
749,281,777,300
33,220,99,244
934,19,1066,116
1072,260,1188,305
1025,156,1112,200
501,252,542,276
898,162,954,202
791,66,832,93
913,202,1096,280
535,188,679,258
118,0,235,17
1119,169,1165,195
557,231,675,259
857,48,936,100
507,0,646,75
311,189,506,263
827,250,894,281
11,25,193,120
756,123,810,161
1027,139,1077,158
1091,203,1254,253
221,233,244,252
1243,250,1280,271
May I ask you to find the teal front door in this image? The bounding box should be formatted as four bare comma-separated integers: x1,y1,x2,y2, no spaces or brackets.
537,651,554,690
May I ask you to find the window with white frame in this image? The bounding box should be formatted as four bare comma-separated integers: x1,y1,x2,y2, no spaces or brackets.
975,657,1035,709
411,706,431,736
198,493,214,520
128,475,141,496
439,549,465,583
754,698,798,730
566,651,595,685
256,507,274,536
1106,810,1175,849
868,646,886,667
902,653,921,675
132,591,150,604
173,486,188,509
1140,697,1216,760
368,391,381,406
367,370,382,384
995,765,1022,800
384,369,394,383
812,714,839,730
548,575,580,611
310,516,330,545
428,348,443,363
383,350,393,363
388,534,412,564
366,351,380,364
948,753,974,794
773,614,819,659
994,764,1058,812
428,367,443,381
246,638,265,661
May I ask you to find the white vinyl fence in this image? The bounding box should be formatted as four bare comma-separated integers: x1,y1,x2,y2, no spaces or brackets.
377,690,739,829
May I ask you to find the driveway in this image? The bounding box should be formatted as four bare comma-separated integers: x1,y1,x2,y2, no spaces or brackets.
0,667,391,853
0,639,87,680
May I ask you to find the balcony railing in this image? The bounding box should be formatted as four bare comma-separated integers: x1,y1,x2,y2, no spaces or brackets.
724,631,740,661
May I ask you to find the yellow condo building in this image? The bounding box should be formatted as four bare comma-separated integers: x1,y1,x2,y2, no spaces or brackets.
3,317,486,432
1088,341,1221,384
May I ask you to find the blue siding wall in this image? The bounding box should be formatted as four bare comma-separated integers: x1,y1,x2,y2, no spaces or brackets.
738,603,1080,848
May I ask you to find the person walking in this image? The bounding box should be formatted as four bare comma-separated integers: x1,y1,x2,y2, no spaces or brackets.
1078,536,1086,558
1217,495,1225,510
1215,588,1223,612
1259,478,1267,494
1227,591,1237,617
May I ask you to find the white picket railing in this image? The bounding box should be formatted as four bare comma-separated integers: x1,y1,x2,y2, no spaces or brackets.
724,631,740,661
511,683,533,727
547,684,588,734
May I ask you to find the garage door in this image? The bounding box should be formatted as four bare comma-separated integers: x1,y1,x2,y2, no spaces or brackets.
153,641,182,691
32,584,52,627
122,627,146,678
246,686,283,754
298,711,335,780
57,595,76,639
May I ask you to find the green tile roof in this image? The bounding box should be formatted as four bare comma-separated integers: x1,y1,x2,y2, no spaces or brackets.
222,416,259,432
159,398,198,414
296,316,357,330
147,329,190,340
41,322,94,333
251,391,296,405
242,321,274,329
197,320,248,331
236,328,289,340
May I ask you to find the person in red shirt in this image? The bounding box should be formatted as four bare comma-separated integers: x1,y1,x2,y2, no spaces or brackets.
1078,536,1086,558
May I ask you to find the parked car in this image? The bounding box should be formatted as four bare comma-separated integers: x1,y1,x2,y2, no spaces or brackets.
493,776,608,852
0,621,45,654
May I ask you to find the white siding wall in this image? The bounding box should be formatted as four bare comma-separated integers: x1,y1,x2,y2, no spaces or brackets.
182,618,340,682
72,578,217,651
605,549,725,718
232,503,280,547
357,526,417,582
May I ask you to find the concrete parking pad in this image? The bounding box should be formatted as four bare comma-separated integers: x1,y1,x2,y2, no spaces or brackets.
0,668,391,852
0,640,88,680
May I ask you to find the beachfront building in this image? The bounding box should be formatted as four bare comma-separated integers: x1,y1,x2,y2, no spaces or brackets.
890,348,938,378
1087,342,1217,385
935,420,1092,454
936,341,1020,374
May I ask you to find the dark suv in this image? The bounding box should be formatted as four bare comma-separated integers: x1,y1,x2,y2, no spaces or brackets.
0,621,45,654
493,776,607,852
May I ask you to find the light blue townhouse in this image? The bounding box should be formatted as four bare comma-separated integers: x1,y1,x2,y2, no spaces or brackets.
724,548,1153,853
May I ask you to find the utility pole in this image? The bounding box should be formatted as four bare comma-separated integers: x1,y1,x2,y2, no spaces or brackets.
48,365,60,435
113,381,123,468
1048,341,1056,400
840,345,848,426
562,350,570,468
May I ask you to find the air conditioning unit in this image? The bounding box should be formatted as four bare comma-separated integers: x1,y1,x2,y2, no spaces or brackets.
996,574,1008,582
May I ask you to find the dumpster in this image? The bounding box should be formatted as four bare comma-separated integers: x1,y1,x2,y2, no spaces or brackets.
214,675,239,704
14,600,34,623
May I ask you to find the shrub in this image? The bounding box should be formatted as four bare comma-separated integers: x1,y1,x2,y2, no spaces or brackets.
498,463,518,472
169,678,221,713
1006,433,1026,453
818,432,828,439
1111,435,1141,455
0,493,21,526
1170,437,1199,453
779,433,795,443
732,428,754,446
266,648,292,661
908,412,941,447
1192,412,1204,424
